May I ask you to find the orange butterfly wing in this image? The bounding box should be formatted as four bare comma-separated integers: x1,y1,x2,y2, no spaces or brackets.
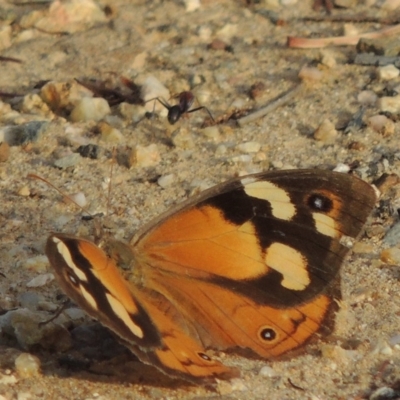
47,170,377,382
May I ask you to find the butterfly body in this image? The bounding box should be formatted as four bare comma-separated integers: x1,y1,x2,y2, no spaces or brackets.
46,169,377,382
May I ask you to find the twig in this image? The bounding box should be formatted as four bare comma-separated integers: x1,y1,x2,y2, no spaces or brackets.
237,84,303,127
288,23,400,49
303,13,400,24
0,56,23,63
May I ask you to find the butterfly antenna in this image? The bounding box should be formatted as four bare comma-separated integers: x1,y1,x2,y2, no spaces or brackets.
28,173,93,218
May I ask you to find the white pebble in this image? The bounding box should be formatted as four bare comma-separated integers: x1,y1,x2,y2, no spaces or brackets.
18,186,30,197
231,154,252,164
378,95,400,113
259,365,278,377
237,141,261,153
140,76,170,114
69,192,87,208
15,353,41,377
298,66,324,82
157,174,175,188
377,64,400,81
26,273,54,288
184,0,201,12
202,126,220,141
333,163,351,173
70,97,111,122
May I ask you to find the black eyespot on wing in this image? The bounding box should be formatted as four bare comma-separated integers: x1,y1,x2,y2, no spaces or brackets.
307,193,333,213
259,327,277,342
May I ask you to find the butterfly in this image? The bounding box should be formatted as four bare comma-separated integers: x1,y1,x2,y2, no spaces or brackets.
45,169,377,383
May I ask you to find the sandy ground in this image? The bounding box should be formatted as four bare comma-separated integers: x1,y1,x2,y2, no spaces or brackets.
1,0,400,399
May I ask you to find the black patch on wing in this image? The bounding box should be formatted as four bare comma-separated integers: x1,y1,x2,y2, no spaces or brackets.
202,180,344,307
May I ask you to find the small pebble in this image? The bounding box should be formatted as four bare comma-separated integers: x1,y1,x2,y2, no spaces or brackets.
370,339,393,356
259,365,278,377
26,273,54,288
352,242,374,254
157,174,175,188
319,50,337,68
140,76,170,114
98,121,124,143
313,119,338,144
217,378,247,395
369,386,397,400
368,115,394,136
14,353,41,378
0,121,47,146
0,142,10,162
215,144,227,156
136,144,161,167
54,153,81,169
70,97,111,122
34,0,107,34
231,154,252,164
357,90,377,105
333,163,351,173
343,23,359,36
69,192,87,208
377,64,400,81
184,0,201,12
299,66,324,82
378,95,400,113
22,255,49,273
380,247,400,265
77,144,103,159
202,126,220,141
237,141,261,153
0,373,17,385
18,186,30,197
118,144,161,168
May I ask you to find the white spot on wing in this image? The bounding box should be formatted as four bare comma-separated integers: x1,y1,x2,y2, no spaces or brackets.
80,284,98,310
242,180,296,221
106,293,144,339
265,243,310,291
312,212,338,238
53,237,88,282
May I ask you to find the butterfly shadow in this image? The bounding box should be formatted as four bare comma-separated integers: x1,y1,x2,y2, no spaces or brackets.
48,322,193,389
